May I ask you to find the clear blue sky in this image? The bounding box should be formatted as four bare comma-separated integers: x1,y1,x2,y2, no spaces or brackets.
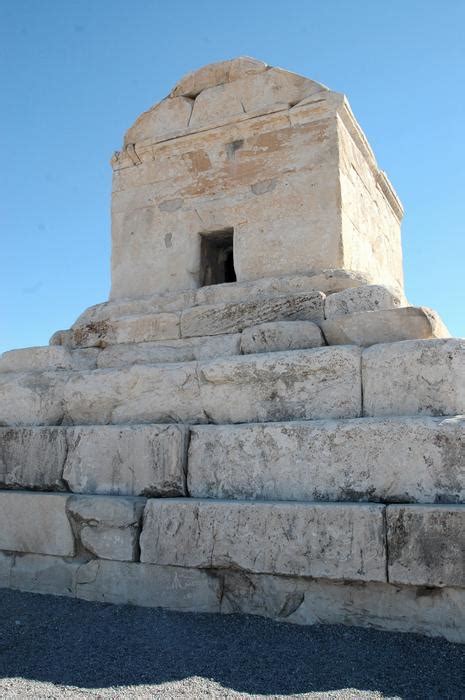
1,0,464,354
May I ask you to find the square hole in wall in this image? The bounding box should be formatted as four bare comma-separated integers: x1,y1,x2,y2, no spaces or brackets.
200,229,236,286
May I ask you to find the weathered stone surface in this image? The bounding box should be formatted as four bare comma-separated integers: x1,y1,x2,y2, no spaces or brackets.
67,495,145,562
0,346,72,373
0,371,66,426
49,329,72,346
220,573,465,643
63,363,204,425
170,57,268,98
71,312,181,348
124,96,194,146
180,293,325,338
75,559,221,611
199,347,361,423
189,67,327,129
70,348,100,370
0,492,74,556
140,499,386,582
0,427,67,490
387,505,465,587
325,285,403,318
63,424,187,496
322,307,450,347
363,339,465,417
10,553,81,596
97,334,241,368
241,321,324,354
188,416,465,504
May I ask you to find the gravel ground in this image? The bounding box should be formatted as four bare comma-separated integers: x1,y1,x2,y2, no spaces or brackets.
0,588,464,699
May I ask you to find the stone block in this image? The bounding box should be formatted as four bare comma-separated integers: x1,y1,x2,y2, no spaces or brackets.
0,492,74,556
220,572,465,644
140,498,386,582
75,559,221,611
0,371,66,426
240,320,324,354
67,495,146,562
0,427,67,490
363,338,465,417
97,334,241,368
180,293,325,338
0,346,72,373
387,505,465,587
170,57,267,98
70,348,100,370
63,424,187,497
124,96,194,145
324,285,402,318
71,312,181,348
187,416,465,503
63,363,204,425
10,553,80,596
198,346,362,423
321,307,450,347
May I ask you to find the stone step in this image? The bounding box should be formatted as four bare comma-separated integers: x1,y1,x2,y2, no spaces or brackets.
321,307,449,347
0,424,187,496
140,498,387,583
69,291,326,348
1,551,464,642
188,416,465,504
71,270,370,328
0,346,361,426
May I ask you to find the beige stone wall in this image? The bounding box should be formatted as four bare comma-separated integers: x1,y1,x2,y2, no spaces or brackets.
337,105,404,296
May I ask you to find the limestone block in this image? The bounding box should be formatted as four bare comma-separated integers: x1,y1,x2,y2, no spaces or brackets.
124,96,194,146
363,338,465,417
71,312,181,348
189,68,326,129
140,498,386,582
0,346,72,373
0,492,74,556
0,427,67,490
240,321,324,354
63,363,204,425
220,573,465,644
70,348,100,370
198,347,362,423
49,329,72,347
67,495,145,562
63,424,187,497
180,293,325,338
170,57,268,98
74,290,196,326
188,416,465,504
97,334,241,368
0,370,66,426
387,505,465,587
10,553,81,596
75,559,221,611
322,307,450,347
194,271,368,307
325,285,403,318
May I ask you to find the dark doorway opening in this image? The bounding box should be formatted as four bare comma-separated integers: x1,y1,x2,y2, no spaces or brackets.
200,229,236,286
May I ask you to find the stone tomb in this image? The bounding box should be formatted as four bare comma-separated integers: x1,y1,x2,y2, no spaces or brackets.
1,57,464,644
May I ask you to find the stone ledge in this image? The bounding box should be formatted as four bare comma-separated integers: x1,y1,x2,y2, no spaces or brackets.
188,416,465,504
140,498,386,583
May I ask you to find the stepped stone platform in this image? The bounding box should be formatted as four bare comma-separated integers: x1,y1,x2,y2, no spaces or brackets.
1,57,463,643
